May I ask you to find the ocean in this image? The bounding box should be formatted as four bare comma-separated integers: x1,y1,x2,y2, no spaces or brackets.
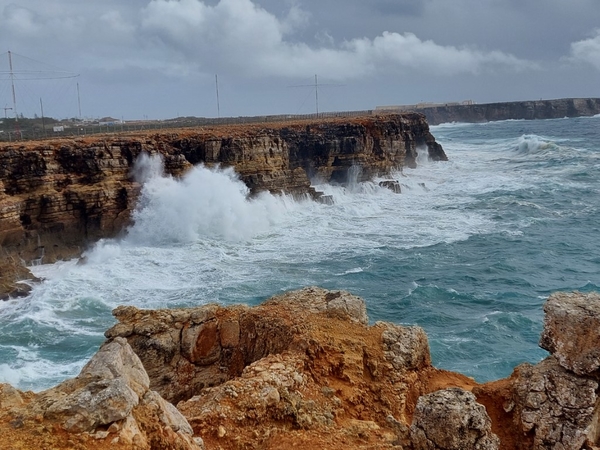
1,115,599,391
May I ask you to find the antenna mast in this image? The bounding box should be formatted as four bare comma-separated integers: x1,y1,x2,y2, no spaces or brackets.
215,74,220,118
315,74,319,116
8,51,20,138
77,82,82,118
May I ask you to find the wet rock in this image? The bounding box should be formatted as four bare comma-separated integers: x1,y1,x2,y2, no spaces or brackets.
379,180,401,193
410,388,499,450
539,291,600,375
317,194,335,205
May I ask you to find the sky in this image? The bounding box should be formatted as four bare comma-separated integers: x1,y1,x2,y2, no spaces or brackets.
0,0,599,120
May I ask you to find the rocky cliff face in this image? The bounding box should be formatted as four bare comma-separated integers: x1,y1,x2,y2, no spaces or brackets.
2,288,598,449
410,98,600,125
0,114,445,269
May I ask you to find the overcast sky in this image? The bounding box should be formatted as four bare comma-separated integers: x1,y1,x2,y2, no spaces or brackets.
0,0,599,120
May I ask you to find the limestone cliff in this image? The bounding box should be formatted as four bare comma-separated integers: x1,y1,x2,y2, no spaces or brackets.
380,98,600,125
0,114,445,269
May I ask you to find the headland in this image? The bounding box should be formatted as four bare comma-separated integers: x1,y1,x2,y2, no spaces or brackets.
377,97,600,125
0,113,445,298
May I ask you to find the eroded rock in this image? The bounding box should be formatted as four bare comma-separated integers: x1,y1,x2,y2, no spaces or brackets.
513,357,599,450
410,388,499,450
539,291,600,375
5,337,201,449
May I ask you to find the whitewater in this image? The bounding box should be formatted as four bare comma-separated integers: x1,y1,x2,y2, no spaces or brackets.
1,116,599,391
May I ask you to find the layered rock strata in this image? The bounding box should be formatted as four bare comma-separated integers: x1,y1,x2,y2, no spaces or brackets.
0,115,446,297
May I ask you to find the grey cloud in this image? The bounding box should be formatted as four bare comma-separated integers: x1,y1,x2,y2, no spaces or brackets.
0,0,597,120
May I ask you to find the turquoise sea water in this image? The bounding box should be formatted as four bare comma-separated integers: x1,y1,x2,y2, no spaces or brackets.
1,116,599,391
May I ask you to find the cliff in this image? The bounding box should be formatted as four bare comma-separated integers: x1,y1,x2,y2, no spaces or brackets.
0,114,444,263
379,98,600,125
1,288,599,449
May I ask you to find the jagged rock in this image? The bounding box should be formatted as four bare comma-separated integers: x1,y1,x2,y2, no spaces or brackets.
37,338,147,432
105,287,469,449
539,291,600,375
410,388,499,450
512,357,599,450
379,180,401,193
105,287,374,403
0,259,37,301
4,337,201,449
381,322,431,371
264,286,369,325
0,384,23,409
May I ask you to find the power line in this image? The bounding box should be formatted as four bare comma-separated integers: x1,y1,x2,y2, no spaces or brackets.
288,74,344,116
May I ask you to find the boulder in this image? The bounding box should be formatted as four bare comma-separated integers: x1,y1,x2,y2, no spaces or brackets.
105,287,371,403
381,323,431,371
264,286,369,325
539,291,600,375
512,357,599,450
26,337,201,449
379,180,401,193
410,388,499,450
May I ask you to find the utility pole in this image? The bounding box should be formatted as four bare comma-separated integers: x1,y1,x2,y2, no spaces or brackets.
288,75,343,116
215,74,220,118
40,98,46,137
315,74,319,116
77,82,82,119
8,51,20,138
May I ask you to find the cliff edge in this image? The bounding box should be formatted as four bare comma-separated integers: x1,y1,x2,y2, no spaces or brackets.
1,288,599,449
0,114,445,298
379,98,600,125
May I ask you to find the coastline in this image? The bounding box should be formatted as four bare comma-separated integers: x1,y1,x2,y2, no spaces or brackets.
1,288,598,449
0,113,445,300
377,97,600,125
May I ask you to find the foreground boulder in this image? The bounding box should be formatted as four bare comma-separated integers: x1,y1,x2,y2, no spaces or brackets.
410,388,499,450
106,287,471,449
0,338,201,449
539,291,600,375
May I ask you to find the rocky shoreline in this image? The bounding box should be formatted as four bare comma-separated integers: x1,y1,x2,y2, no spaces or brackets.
0,114,445,299
1,288,599,449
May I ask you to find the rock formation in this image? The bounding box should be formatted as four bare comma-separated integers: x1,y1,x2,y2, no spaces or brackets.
2,288,600,449
410,388,499,449
0,337,202,449
379,98,600,125
0,114,446,298
475,291,600,450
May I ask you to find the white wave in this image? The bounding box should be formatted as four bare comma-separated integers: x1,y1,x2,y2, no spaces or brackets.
337,267,364,275
514,134,554,155
126,158,289,245
0,355,85,391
